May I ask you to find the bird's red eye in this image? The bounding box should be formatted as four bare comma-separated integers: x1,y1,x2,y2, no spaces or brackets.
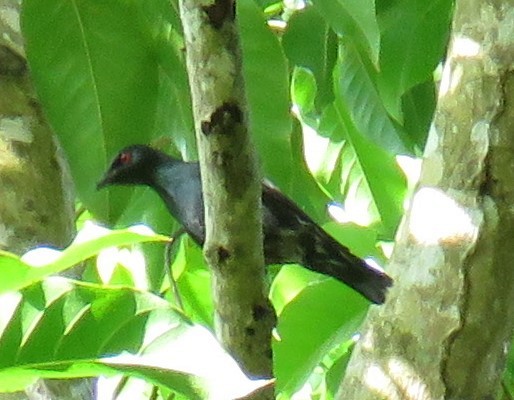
119,152,132,165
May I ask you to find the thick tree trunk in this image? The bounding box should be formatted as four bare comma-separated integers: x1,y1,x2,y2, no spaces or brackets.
339,1,514,399
178,0,275,387
1,1,89,398
0,0,74,254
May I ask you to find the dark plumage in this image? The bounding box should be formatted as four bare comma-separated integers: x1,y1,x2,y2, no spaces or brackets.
97,145,393,304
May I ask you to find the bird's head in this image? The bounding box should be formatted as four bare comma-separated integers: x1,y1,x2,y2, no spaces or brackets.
97,144,162,190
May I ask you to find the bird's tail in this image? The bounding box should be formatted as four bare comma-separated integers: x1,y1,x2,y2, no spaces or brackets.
302,228,393,304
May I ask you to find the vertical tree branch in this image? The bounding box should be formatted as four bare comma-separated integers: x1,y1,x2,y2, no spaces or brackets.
339,1,514,398
177,0,275,380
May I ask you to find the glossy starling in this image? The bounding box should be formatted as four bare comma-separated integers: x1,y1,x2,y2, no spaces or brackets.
97,145,393,304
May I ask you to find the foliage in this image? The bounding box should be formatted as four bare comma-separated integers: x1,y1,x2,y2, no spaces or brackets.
2,0,455,397
0,225,268,398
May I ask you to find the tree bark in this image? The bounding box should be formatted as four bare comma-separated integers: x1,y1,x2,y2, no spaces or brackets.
177,0,275,385
339,1,514,399
0,0,74,254
1,1,89,398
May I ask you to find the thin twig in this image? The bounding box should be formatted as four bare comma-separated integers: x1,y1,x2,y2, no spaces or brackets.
164,228,186,312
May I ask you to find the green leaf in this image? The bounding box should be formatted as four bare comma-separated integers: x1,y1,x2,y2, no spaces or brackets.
238,0,293,187
137,0,196,160
291,67,318,119
376,0,453,120
282,7,337,109
401,80,437,151
336,42,410,154
0,279,269,398
22,0,159,220
311,0,381,66
322,222,383,262
115,187,180,290
172,237,214,327
0,225,169,295
272,273,367,396
239,1,331,223
329,101,406,238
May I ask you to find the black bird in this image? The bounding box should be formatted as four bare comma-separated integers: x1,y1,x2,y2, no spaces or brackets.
97,145,393,304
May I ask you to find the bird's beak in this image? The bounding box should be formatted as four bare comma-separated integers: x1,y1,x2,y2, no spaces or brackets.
96,174,111,190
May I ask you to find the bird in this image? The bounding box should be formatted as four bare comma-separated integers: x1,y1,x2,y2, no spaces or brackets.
97,145,393,304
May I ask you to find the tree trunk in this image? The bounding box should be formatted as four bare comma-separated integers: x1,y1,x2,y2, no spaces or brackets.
1,1,90,398
177,0,276,387
339,1,514,399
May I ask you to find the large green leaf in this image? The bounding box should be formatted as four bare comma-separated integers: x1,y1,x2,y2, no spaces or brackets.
0,225,169,295
22,0,195,223
0,279,268,398
238,1,331,222
272,272,367,396
292,66,404,237
337,42,410,154
22,0,159,220
138,0,196,160
282,7,337,110
376,0,452,120
331,101,406,238
238,0,292,187
310,0,381,66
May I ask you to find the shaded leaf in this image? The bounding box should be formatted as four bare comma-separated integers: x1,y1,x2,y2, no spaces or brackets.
401,80,437,151
22,0,159,220
376,0,452,119
282,7,337,109
238,0,293,187
336,42,410,154
311,0,380,66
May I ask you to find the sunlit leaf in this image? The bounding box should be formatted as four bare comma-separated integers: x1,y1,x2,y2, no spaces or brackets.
272,275,367,396
0,279,268,398
0,225,168,295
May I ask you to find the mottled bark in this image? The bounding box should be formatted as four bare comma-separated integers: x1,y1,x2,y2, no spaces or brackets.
0,0,74,254
339,1,514,399
178,0,275,389
1,1,89,399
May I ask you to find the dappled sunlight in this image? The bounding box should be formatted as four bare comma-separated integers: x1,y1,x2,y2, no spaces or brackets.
439,36,481,98
396,155,422,187
301,121,332,174
0,136,25,170
96,246,148,290
408,187,479,246
0,117,32,145
21,246,61,266
327,199,374,227
387,358,431,399
439,63,463,98
363,358,433,400
75,221,157,244
103,325,271,400
364,363,399,399
360,329,374,352
452,36,482,58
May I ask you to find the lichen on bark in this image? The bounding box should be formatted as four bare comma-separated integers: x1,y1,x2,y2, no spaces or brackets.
338,1,514,399
178,0,276,386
